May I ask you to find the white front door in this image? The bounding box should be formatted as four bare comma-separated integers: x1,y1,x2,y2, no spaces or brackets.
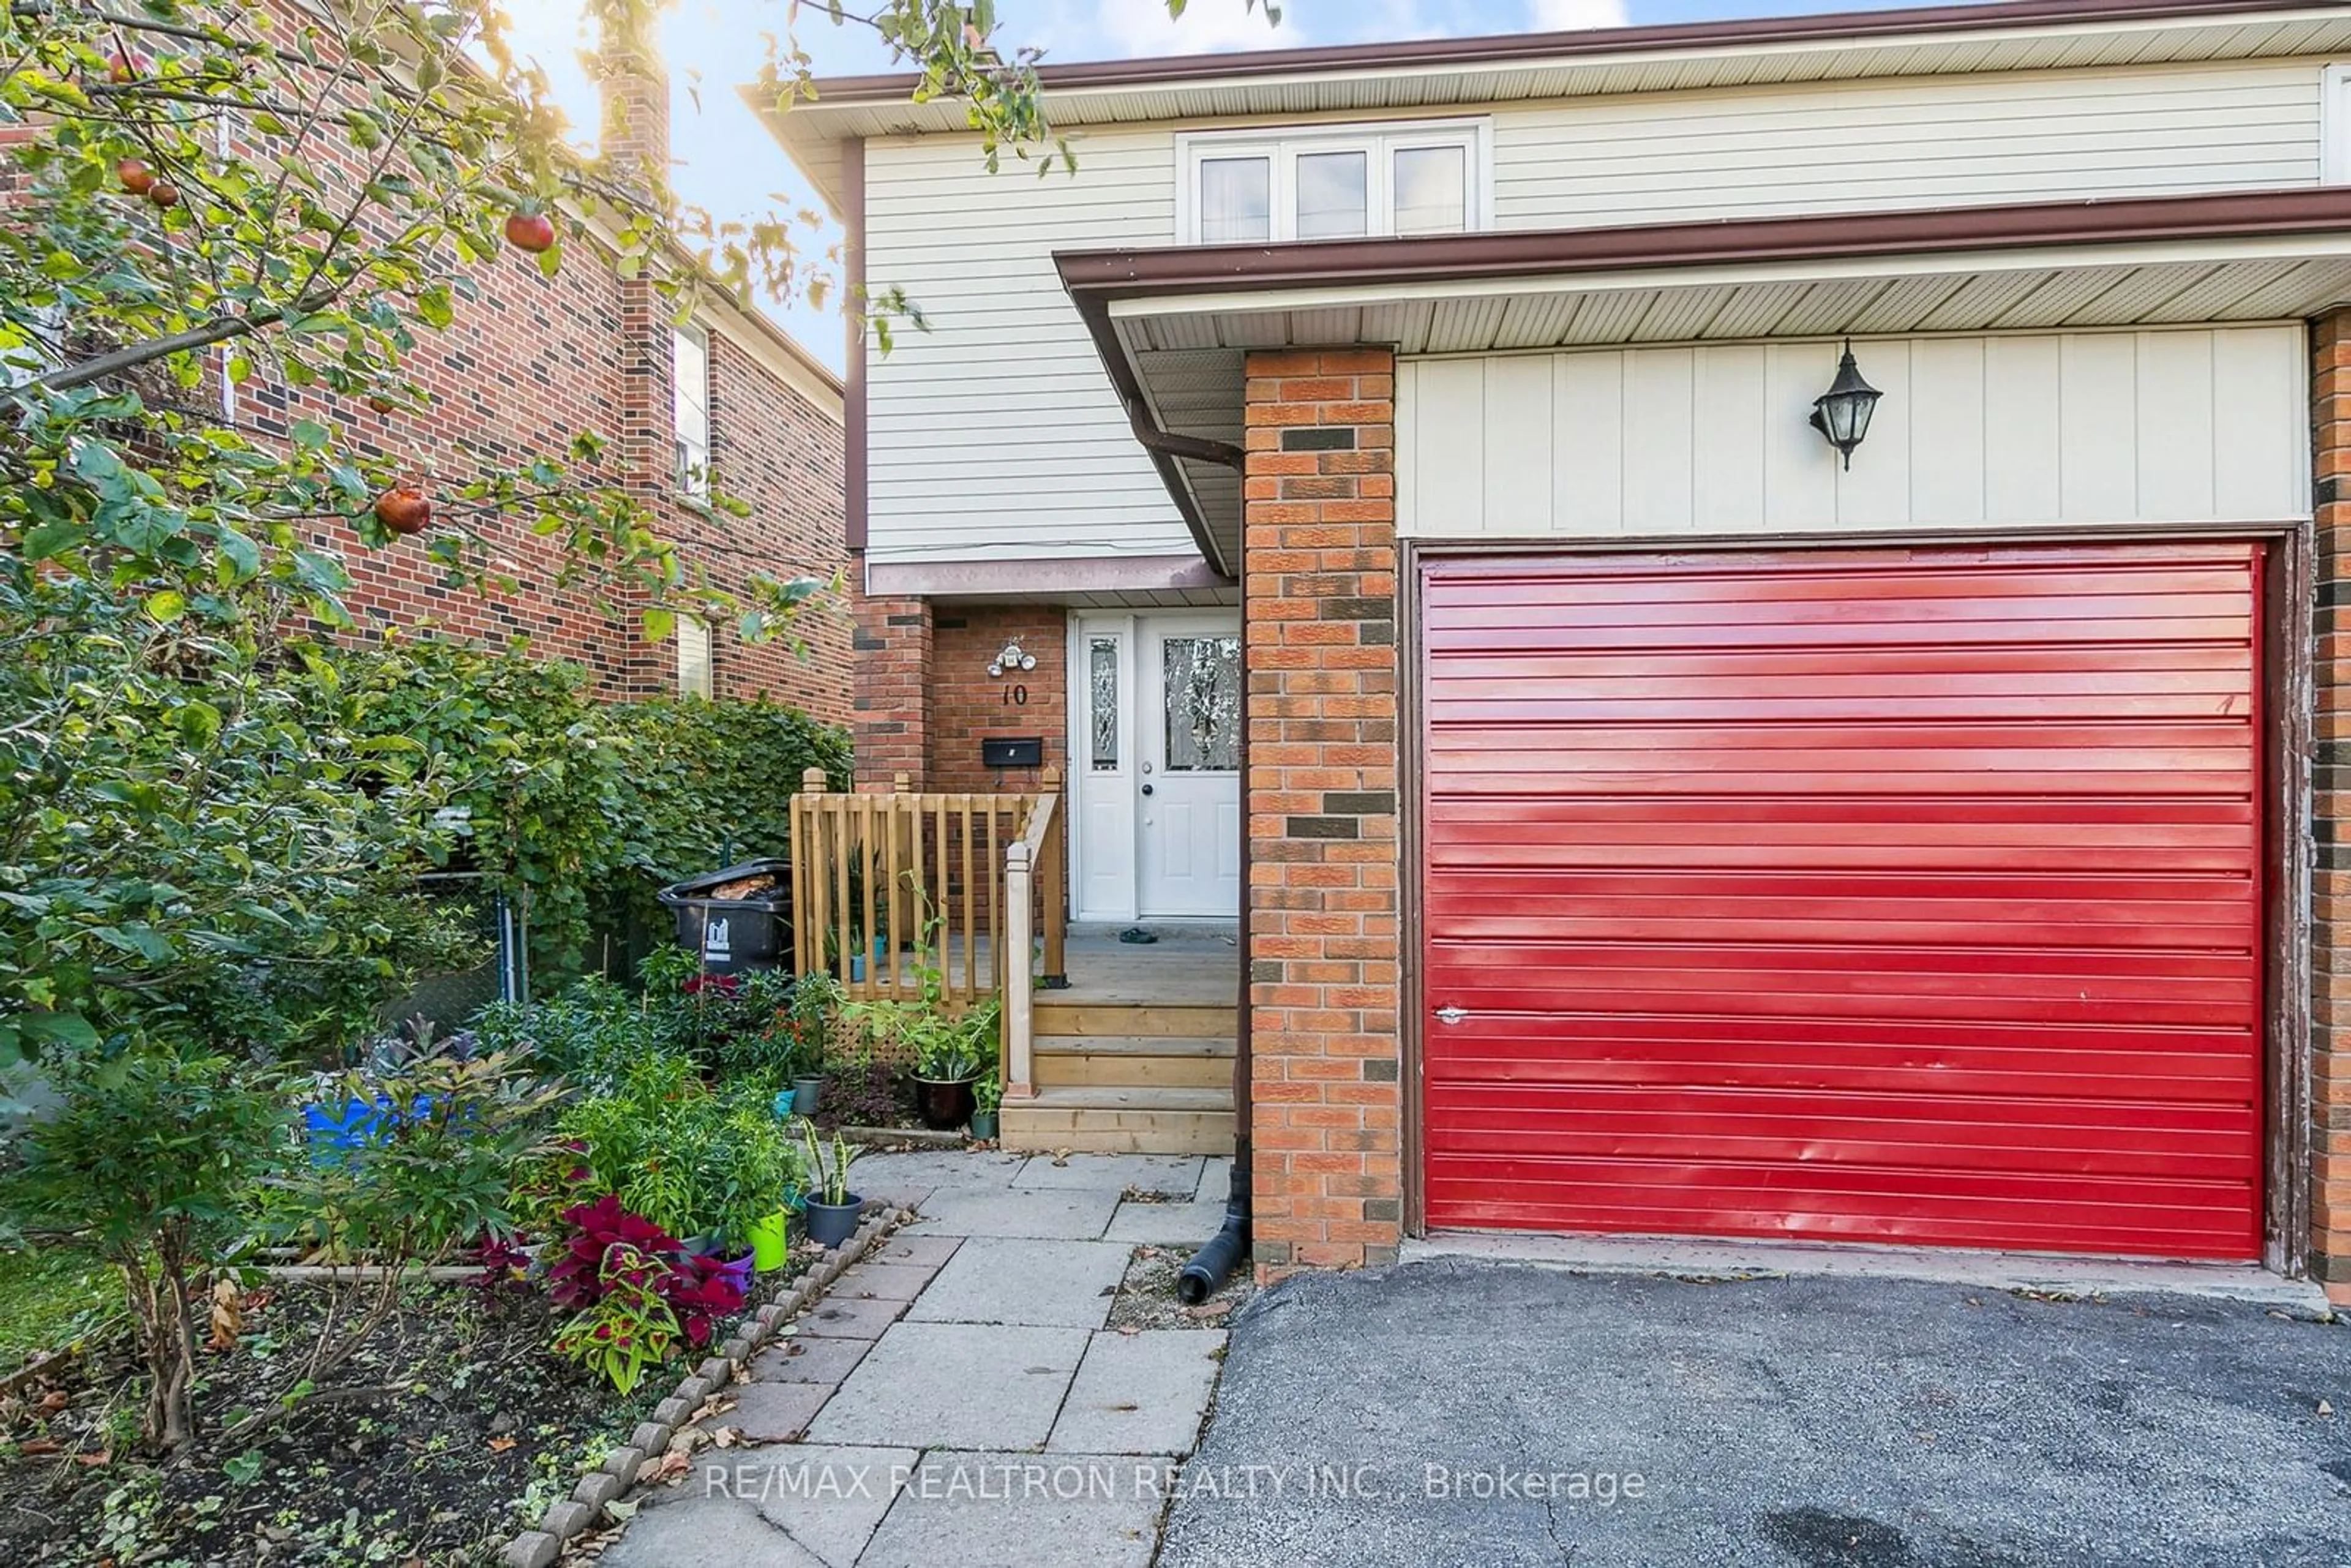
1137,617,1242,918
1068,612,1242,921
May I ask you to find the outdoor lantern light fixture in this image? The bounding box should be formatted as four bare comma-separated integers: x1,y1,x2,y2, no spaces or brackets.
988,640,1037,679
1809,340,1883,470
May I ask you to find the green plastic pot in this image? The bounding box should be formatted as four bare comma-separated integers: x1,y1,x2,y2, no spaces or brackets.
747,1209,790,1272
970,1108,999,1141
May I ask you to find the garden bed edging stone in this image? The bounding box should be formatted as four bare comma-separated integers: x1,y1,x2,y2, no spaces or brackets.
497,1199,902,1568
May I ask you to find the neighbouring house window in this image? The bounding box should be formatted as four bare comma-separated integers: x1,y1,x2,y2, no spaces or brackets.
677,617,713,699
672,323,710,497
1162,636,1241,772
1178,119,1488,244
1089,636,1121,771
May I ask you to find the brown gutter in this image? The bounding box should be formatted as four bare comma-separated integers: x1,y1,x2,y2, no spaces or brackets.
843,137,868,555
1130,419,1245,472
1056,187,2351,303
1068,289,1237,580
804,0,2307,103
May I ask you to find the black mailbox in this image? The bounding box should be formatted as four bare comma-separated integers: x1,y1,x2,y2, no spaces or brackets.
982,736,1044,768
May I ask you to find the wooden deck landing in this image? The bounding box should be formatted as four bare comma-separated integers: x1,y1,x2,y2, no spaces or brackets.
1047,925,1239,1008
1003,923,1240,1157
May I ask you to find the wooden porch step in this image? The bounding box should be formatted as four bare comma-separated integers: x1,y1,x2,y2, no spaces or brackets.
1000,1087,1236,1157
1032,1000,1237,1039
1033,1034,1237,1090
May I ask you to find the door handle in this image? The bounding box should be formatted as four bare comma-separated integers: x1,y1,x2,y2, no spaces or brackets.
1141,784,1155,796
1434,1005,1466,1025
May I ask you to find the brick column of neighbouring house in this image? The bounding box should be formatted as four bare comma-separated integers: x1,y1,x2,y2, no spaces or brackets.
852,583,931,791
2314,309,2351,1301
1242,347,1403,1277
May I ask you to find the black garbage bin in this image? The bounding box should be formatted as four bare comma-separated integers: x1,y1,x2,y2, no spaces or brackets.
657,858,792,975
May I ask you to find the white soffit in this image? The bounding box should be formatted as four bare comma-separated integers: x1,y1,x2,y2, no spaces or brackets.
1103,240,2351,356
1104,236,2351,557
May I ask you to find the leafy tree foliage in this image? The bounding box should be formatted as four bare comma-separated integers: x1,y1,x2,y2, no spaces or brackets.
0,0,1228,1063
0,0,1234,1454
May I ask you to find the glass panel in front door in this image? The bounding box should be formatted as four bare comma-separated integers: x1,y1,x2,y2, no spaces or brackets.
1161,636,1241,771
1089,636,1120,771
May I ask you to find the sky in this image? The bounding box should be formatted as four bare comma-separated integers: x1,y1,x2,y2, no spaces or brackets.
496,0,1981,373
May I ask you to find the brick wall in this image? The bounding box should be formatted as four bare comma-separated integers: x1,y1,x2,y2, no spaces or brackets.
929,607,1069,796
851,588,932,789
850,596,1070,796
1241,348,1404,1277
267,264,850,722
2315,310,2350,1300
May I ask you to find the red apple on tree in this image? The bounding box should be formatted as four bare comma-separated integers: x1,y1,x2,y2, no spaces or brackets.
146,180,179,209
107,53,135,83
366,395,397,415
503,211,555,254
373,487,432,537
117,158,155,195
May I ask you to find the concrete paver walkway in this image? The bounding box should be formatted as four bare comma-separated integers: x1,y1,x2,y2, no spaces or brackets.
600,1150,1231,1568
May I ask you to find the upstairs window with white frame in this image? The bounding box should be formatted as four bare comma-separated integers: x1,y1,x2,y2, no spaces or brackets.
2327,65,2351,184
1179,119,1490,245
672,323,711,497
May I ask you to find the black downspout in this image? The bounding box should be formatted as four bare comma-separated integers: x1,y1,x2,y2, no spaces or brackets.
1178,607,1252,1304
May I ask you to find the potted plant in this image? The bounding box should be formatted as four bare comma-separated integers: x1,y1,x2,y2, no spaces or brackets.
692,1101,799,1277
909,997,999,1132
798,1121,863,1248
970,1070,1002,1142
786,970,844,1117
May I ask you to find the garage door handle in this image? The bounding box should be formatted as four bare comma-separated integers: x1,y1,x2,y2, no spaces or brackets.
1434,1005,1467,1025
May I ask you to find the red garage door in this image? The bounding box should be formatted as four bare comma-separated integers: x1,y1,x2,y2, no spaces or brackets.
1420,542,2265,1261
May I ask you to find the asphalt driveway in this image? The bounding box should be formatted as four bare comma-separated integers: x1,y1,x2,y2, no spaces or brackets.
1155,1260,2351,1568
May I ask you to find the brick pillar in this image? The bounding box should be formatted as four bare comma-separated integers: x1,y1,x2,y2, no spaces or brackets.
853,582,931,791
594,9,670,208
2314,310,2351,1299
1242,348,1402,1277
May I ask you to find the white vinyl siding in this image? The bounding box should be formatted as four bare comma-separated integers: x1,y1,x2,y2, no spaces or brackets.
863,129,1194,566
1395,326,2309,539
1490,63,2321,230
859,59,2322,568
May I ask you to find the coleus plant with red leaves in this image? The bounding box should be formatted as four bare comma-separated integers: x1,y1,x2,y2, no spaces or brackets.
661,1252,752,1348
546,1193,679,1311
545,1193,748,1388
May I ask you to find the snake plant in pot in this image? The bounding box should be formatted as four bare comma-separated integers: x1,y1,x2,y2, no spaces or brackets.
799,1122,863,1248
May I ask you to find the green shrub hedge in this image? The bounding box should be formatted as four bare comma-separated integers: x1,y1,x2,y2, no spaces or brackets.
347,636,849,992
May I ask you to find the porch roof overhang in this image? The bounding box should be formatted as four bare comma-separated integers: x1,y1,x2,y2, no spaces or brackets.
1055,187,2351,574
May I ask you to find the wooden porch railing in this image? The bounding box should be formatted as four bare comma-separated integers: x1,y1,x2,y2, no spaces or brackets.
1000,783,1065,1100
787,770,1065,1024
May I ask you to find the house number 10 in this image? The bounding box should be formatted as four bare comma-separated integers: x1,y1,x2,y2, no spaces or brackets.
1002,684,1029,707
